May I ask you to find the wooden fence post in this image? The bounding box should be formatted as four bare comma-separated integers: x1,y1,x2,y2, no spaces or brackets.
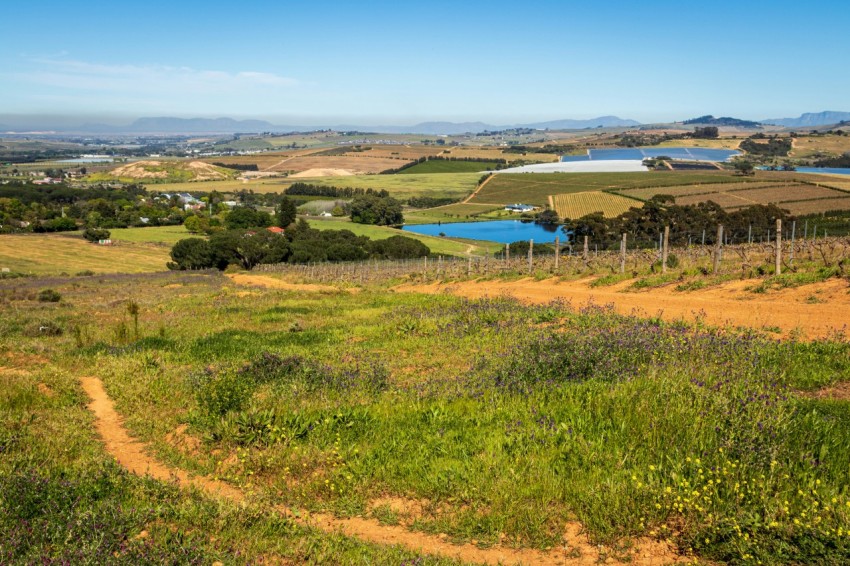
528,239,534,274
505,243,510,262
620,233,627,274
582,235,588,269
662,225,670,274
775,218,782,276
713,225,724,275
790,221,796,263
467,256,472,277
554,236,560,271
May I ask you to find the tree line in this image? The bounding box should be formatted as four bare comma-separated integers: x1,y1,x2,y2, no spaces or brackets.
561,196,791,249
284,183,390,199
169,219,429,271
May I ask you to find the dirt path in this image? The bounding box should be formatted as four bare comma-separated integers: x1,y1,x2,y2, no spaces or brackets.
227,273,352,293
463,173,497,204
396,277,850,339
81,375,681,565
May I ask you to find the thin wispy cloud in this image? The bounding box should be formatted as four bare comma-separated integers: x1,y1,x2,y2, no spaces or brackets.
9,57,303,115
18,57,300,95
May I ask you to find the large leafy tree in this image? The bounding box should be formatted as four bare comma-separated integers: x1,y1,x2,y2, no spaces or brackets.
349,194,403,226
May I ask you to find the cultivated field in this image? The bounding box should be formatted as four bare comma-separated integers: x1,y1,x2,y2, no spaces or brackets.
470,172,747,206
551,191,638,219
274,172,481,200
781,197,850,215
398,160,502,174
270,155,412,175
0,233,170,275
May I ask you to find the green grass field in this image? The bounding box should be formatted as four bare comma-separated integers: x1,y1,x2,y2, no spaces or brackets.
109,225,194,245
0,233,171,275
3,271,849,564
397,160,501,174
305,216,501,256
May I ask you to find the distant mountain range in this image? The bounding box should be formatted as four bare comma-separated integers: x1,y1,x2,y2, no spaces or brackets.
0,115,641,136
762,111,850,128
3,112,849,135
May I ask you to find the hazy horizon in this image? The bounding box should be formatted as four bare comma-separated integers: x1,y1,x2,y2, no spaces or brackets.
2,0,848,125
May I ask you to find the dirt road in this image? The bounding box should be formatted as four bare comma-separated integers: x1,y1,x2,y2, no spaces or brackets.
396,276,850,339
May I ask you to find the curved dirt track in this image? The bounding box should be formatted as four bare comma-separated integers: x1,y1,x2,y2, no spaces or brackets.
82,376,682,565
396,276,850,339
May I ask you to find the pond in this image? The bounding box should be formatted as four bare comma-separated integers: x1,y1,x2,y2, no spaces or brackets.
403,220,567,244
794,167,850,176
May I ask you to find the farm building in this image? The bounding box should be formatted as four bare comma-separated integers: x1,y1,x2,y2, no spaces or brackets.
504,203,536,213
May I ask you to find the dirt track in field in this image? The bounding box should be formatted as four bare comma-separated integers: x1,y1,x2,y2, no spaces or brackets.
81,374,682,565
396,276,850,339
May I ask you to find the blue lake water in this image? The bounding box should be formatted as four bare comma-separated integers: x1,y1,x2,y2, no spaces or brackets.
403,220,567,244
795,167,850,176
561,147,739,163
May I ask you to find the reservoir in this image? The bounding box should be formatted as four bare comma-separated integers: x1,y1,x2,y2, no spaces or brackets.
403,220,567,244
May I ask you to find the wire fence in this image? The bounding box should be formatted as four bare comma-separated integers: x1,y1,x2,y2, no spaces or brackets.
254,223,850,285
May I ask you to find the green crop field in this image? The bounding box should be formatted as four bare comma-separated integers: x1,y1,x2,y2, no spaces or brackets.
3,268,850,564
0,233,171,275
306,217,501,256
397,160,502,174
551,191,639,219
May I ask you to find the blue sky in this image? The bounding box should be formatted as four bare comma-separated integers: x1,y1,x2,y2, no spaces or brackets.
1,0,848,125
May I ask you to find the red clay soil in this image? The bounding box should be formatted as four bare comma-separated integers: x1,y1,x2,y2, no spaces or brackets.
395,276,850,339
81,376,683,565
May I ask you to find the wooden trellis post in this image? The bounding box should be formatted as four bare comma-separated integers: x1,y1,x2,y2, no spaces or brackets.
713,225,724,274
528,239,534,273
775,218,782,276
554,236,560,271
620,233,627,274
662,225,670,273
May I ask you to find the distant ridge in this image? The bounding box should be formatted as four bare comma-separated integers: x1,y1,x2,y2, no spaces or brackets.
0,115,643,135
763,111,850,128
682,115,761,128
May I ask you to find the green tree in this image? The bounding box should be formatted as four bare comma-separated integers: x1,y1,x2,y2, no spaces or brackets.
733,160,756,176
225,206,272,230
168,238,215,270
277,197,297,228
349,194,403,226
184,215,202,233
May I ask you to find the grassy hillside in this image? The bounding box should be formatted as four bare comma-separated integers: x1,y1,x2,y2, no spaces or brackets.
3,271,849,564
0,233,171,275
